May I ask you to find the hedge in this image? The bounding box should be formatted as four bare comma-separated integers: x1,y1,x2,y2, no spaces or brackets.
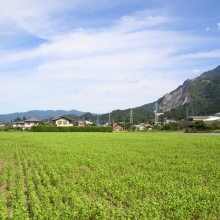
31,126,113,132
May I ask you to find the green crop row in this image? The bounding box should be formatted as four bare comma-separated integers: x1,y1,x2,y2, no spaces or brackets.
0,132,219,219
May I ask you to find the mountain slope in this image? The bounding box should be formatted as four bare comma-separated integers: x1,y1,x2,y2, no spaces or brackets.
139,65,220,118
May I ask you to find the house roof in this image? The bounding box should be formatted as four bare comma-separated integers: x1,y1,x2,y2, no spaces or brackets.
52,116,72,122
24,118,42,122
187,116,210,121
203,116,220,122
112,122,123,127
13,121,25,124
144,123,152,128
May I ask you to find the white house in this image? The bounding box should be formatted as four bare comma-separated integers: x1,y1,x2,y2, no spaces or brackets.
13,121,25,128
24,118,42,128
51,116,73,127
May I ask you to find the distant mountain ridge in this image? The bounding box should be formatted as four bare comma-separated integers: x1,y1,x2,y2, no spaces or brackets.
0,110,87,122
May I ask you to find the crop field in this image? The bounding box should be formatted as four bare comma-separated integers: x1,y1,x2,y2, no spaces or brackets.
0,132,219,219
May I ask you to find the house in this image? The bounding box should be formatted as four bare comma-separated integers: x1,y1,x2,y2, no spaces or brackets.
51,116,73,127
112,122,123,131
134,123,152,131
143,123,153,130
134,124,146,131
0,121,4,127
12,121,25,128
75,121,85,126
24,118,42,128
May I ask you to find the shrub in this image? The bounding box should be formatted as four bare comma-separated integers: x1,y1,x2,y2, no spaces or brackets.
31,126,112,132
153,124,161,131
162,124,173,130
185,120,214,133
211,120,220,130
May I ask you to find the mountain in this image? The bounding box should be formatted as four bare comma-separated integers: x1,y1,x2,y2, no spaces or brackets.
0,110,87,122
138,65,220,120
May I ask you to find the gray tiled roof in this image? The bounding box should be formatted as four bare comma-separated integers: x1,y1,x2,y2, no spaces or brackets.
24,118,41,122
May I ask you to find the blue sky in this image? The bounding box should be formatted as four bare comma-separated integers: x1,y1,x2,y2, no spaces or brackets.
0,0,220,114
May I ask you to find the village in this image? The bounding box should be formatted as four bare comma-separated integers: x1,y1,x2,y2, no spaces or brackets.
1,112,220,132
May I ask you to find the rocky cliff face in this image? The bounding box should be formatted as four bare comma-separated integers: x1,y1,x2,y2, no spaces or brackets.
155,65,220,112
157,79,195,112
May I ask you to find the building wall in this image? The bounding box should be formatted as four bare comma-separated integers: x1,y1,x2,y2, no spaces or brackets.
55,119,73,127
76,122,85,126
25,122,39,128
113,124,123,131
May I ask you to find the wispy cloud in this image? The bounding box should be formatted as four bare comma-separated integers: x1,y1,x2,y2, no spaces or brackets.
192,69,200,74
218,23,220,30
126,79,139,84
0,1,220,113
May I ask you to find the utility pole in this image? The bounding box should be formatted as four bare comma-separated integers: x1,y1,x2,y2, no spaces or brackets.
109,111,110,125
154,103,158,124
129,108,134,123
96,115,99,125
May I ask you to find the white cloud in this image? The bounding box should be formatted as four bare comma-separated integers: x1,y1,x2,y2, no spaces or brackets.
206,27,210,31
0,3,220,113
192,69,200,74
218,23,220,30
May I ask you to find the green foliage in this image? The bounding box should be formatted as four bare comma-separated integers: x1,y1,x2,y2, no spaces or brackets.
4,126,9,131
211,120,220,130
31,126,112,132
185,120,214,133
0,132,219,219
161,123,173,130
152,124,162,130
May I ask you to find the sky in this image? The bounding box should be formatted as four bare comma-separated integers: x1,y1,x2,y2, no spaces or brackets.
0,0,220,114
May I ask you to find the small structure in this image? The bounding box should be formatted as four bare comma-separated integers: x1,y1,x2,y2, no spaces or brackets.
75,121,85,126
186,115,220,123
84,120,93,125
186,116,210,121
143,123,153,130
134,123,152,131
134,124,146,131
52,116,73,127
12,121,25,129
0,121,4,127
24,118,42,128
203,116,220,123
112,122,123,131
163,119,177,124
